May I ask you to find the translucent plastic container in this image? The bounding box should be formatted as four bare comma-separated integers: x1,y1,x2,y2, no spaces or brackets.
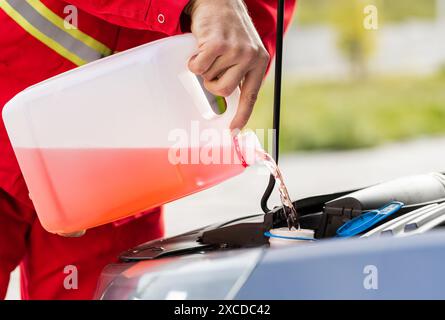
2,34,256,234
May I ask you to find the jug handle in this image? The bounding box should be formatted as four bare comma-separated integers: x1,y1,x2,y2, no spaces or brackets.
215,88,240,124
178,69,240,123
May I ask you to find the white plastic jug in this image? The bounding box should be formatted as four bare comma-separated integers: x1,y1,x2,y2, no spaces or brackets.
3,34,255,234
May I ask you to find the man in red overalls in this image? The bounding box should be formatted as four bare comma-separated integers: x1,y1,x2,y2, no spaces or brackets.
0,0,296,299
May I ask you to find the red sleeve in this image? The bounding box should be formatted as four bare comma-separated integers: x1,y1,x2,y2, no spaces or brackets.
66,0,190,35
66,0,297,58
244,0,297,61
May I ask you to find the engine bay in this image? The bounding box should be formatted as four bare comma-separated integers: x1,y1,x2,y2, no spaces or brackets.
119,172,445,262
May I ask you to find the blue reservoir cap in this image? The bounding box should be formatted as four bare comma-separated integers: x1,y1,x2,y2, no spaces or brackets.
336,201,404,238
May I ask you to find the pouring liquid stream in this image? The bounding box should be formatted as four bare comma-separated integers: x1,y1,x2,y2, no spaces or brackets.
257,150,300,230
234,133,299,229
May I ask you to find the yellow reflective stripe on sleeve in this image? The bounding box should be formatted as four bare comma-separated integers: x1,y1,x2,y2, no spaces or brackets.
26,0,112,57
0,0,87,66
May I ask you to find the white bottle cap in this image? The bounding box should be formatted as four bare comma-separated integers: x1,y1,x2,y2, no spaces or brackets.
267,227,315,247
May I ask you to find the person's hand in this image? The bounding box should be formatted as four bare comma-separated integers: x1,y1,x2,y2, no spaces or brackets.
57,230,86,237
185,0,270,131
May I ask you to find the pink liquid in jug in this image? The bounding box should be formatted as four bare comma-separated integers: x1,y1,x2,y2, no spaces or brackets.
14,146,246,233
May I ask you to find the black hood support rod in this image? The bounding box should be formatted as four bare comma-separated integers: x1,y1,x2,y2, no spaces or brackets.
261,0,285,213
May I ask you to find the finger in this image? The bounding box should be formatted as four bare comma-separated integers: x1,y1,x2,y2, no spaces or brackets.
204,64,246,97
230,65,266,131
188,44,224,75
57,230,86,237
201,54,238,81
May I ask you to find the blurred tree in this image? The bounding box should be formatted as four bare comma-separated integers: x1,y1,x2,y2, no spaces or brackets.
296,0,437,78
329,0,377,79
378,0,436,22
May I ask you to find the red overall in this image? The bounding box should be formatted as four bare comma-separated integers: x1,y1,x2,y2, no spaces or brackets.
0,0,296,299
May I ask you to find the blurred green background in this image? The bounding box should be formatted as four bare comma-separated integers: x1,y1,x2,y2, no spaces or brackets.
297,0,436,25
249,0,445,152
